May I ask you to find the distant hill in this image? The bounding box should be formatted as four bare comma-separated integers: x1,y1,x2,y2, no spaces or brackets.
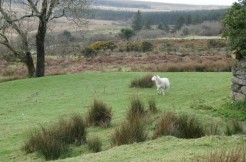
91,0,228,12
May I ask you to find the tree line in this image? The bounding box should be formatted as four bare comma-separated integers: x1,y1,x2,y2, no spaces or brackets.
88,9,226,25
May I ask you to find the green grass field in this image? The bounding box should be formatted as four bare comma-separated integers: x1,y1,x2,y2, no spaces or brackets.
0,72,245,161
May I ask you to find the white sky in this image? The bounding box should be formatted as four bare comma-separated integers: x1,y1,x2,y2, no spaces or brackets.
136,0,237,6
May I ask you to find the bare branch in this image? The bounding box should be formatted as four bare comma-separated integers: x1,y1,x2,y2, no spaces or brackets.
27,0,40,14
50,9,65,21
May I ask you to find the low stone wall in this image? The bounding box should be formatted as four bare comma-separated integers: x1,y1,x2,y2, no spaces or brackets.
232,57,246,100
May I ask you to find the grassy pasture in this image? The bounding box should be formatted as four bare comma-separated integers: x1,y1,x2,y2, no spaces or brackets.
0,72,245,161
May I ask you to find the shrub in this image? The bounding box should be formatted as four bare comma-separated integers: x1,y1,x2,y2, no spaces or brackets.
81,47,97,58
130,74,154,88
23,114,86,160
111,117,147,146
127,97,146,122
148,98,157,113
86,99,112,127
126,41,141,52
141,41,153,52
88,137,102,153
90,41,117,51
154,112,205,139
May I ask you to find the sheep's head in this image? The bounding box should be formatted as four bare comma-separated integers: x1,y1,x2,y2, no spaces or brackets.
151,76,156,81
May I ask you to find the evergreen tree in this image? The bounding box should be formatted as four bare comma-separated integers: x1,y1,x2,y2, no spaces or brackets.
132,10,143,31
119,28,135,40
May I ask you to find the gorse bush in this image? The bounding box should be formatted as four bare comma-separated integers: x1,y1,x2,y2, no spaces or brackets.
127,97,146,122
88,137,102,153
154,112,205,139
111,117,147,146
81,47,97,58
90,41,117,51
141,41,153,52
130,74,154,88
23,114,86,160
86,99,112,127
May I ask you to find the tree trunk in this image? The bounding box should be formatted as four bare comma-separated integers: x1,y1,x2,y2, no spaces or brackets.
24,52,35,77
35,19,46,77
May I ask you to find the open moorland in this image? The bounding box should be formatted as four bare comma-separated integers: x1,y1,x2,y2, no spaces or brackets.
0,1,245,162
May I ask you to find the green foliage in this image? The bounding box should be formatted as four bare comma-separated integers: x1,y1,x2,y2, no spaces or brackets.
23,114,86,160
132,10,143,31
88,9,225,25
126,41,141,52
81,47,97,58
119,28,135,40
88,137,102,153
182,28,190,36
129,74,154,88
157,23,169,32
223,0,246,57
63,30,72,38
144,19,152,29
141,41,153,52
90,41,117,51
86,99,112,127
175,16,185,30
155,112,205,139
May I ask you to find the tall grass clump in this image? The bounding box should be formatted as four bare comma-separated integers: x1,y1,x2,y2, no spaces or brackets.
200,147,246,162
225,119,243,136
129,74,154,88
88,137,102,153
23,114,86,160
148,98,157,113
111,117,147,146
127,97,146,122
154,112,205,139
86,99,112,127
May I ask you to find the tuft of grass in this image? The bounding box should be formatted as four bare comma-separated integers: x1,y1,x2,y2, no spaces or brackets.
154,112,178,138
225,119,243,136
111,117,148,146
23,114,86,160
177,115,205,139
86,99,112,127
154,112,205,139
200,147,246,162
129,74,154,88
88,137,102,153
148,98,157,113
127,97,146,122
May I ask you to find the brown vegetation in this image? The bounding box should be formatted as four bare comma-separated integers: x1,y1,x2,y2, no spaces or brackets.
0,39,232,82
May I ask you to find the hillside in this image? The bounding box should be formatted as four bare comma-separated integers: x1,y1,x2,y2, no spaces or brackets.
0,72,245,161
91,0,228,12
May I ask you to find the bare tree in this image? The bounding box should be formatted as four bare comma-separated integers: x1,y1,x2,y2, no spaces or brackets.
0,0,89,77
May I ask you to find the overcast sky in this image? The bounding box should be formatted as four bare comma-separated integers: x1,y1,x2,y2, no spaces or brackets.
136,0,237,6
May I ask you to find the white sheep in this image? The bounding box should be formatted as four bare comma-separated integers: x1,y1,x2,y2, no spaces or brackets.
151,75,170,95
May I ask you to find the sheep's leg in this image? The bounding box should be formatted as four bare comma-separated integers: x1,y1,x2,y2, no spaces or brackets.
157,87,161,95
161,88,165,95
